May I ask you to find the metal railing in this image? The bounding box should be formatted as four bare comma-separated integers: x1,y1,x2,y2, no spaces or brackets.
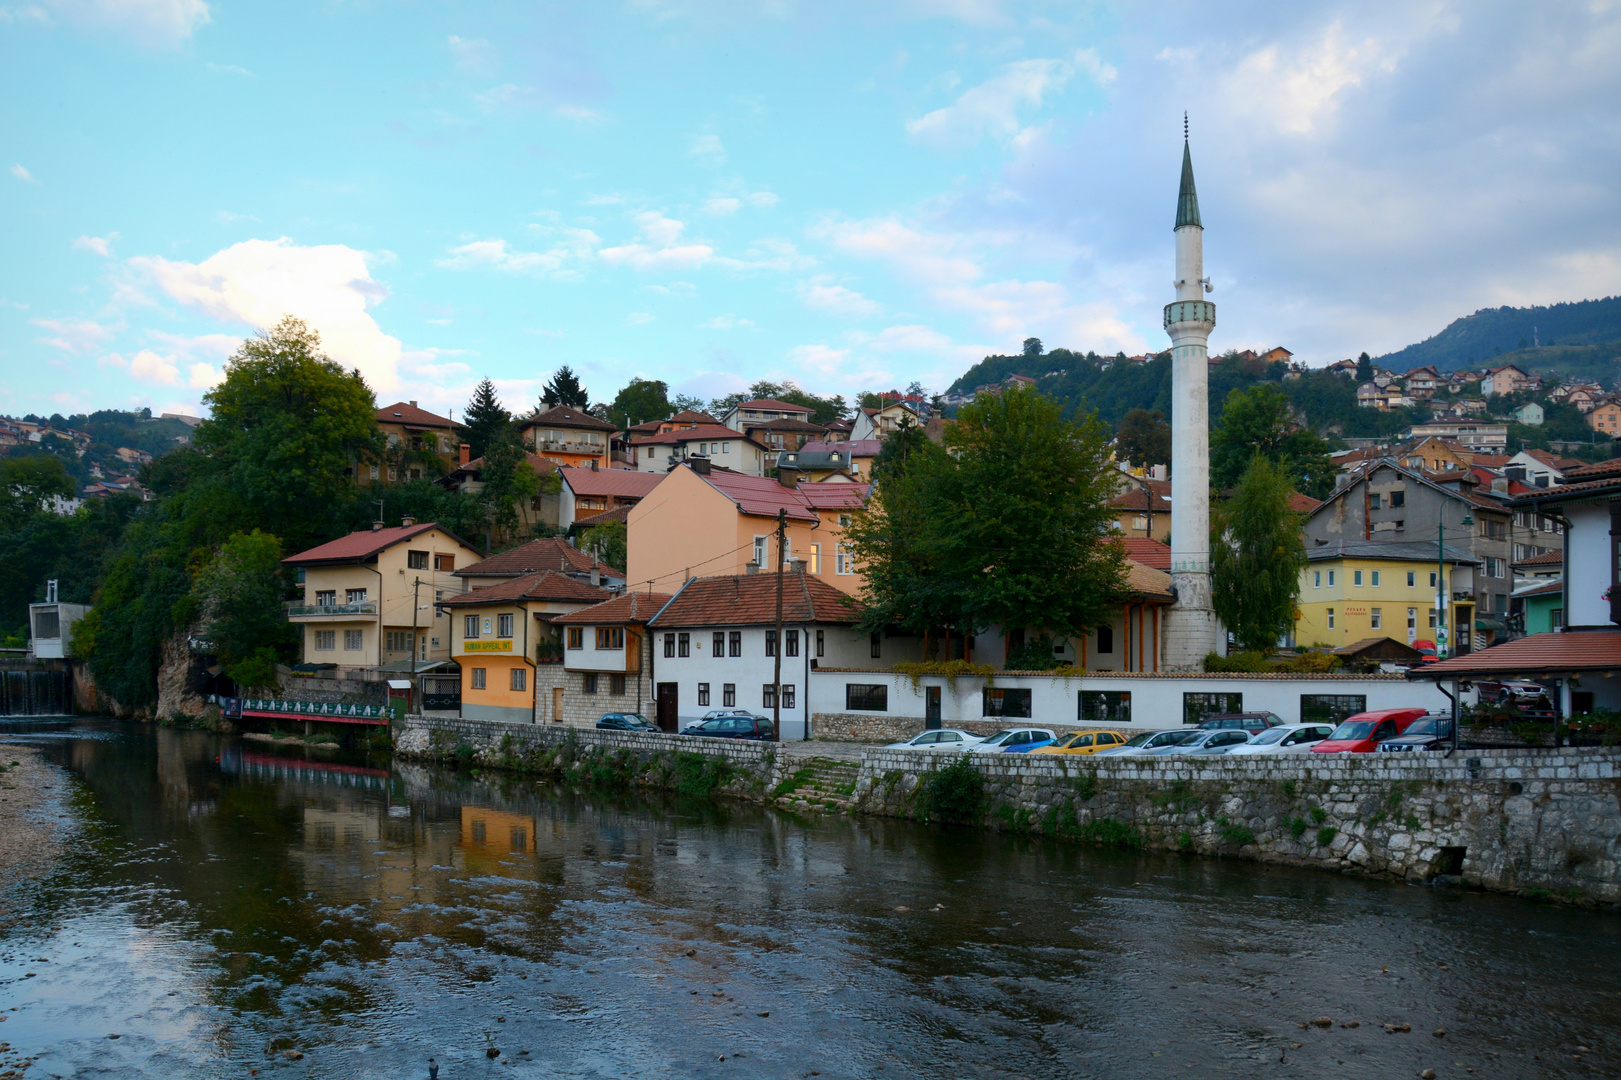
285,601,378,616
238,697,391,720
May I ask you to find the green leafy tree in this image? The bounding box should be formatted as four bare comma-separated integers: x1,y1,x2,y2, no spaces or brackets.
1355,351,1374,382
0,454,75,532
579,519,627,572
608,378,673,429
541,365,590,409
192,529,299,688
1115,408,1172,470
670,393,709,414
462,378,511,460
1212,455,1308,653
475,423,554,548
1023,337,1043,357
1210,384,1335,498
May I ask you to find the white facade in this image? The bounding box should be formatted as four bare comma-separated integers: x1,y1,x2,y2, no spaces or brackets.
28,602,90,659
631,437,767,475
1563,501,1607,627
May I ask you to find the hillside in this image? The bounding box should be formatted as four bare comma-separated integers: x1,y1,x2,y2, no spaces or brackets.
3,408,194,488
1373,296,1621,373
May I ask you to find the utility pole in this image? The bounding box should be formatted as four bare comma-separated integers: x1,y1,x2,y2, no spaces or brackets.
773,507,786,743
411,576,422,676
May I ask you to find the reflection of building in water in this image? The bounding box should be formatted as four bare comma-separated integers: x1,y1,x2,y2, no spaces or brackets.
460,806,537,874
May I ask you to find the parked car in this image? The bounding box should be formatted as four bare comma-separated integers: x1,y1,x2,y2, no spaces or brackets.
1225,724,1336,755
682,714,776,740
1199,712,1286,734
1411,639,1439,665
1377,715,1455,752
700,708,759,723
885,729,982,752
597,712,659,732
1032,730,1131,755
1311,708,1429,754
1476,681,1554,712
1097,729,1201,756
1147,729,1252,756
972,728,1057,753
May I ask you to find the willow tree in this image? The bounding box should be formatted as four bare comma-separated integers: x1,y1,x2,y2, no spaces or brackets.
1211,454,1308,653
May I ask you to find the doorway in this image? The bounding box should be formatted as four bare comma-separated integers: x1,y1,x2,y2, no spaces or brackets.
552,687,564,725
656,682,679,732
925,686,942,729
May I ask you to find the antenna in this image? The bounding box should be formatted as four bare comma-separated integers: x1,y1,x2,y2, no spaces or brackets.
1183,111,1189,141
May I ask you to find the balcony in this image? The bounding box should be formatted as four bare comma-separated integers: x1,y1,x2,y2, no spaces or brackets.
286,600,378,619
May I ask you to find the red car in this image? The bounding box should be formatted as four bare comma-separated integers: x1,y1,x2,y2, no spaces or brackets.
1311,708,1430,754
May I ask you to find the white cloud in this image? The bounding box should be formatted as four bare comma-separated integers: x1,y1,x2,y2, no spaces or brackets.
864,324,953,352
130,237,404,392
703,188,778,215
0,7,51,25
626,311,655,325
907,50,1114,146
11,164,37,183
47,0,211,46
699,314,754,329
644,281,697,297
689,133,727,166
33,316,118,354
703,196,742,215
600,212,714,271
798,275,880,317
1226,21,1395,136
475,82,604,121
73,233,117,256
206,61,252,77
440,238,562,274
448,35,498,77
127,348,178,385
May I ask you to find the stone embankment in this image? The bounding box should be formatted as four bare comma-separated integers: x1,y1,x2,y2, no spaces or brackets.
395,716,1621,906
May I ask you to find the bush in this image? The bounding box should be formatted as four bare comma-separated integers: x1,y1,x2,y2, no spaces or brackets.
1077,817,1142,848
915,756,984,823
1205,650,1340,674
1005,633,1065,671
1316,826,1338,848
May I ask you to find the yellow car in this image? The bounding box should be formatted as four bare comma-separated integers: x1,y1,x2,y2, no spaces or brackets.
1033,729,1130,755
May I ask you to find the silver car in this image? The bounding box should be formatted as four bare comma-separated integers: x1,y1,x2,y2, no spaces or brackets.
1225,723,1336,756
1146,729,1251,756
1098,729,1201,756
885,729,982,752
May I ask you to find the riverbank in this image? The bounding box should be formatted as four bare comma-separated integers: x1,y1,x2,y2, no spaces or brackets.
0,747,71,919
395,714,1621,907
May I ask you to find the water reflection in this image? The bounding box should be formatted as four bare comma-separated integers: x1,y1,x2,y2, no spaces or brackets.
0,719,1617,1078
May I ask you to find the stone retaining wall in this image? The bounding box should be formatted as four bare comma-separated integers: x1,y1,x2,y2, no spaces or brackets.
812,712,1121,743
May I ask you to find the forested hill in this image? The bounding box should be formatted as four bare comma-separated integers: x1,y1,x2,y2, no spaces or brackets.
1373,296,1621,373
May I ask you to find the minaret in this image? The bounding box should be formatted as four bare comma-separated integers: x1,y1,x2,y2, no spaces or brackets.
1162,122,1219,667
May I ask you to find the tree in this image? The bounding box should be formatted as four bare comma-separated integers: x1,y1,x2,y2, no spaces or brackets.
476,423,543,547
192,529,299,688
579,519,627,572
462,379,511,460
1212,455,1307,653
608,378,672,429
670,393,709,414
1023,337,1043,357
541,366,590,409
0,454,75,533
1356,351,1374,382
1210,384,1335,498
1115,408,1172,470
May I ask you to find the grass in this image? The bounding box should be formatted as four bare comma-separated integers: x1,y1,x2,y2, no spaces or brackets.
1077,817,1142,848
1316,826,1338,848
772,768,817,799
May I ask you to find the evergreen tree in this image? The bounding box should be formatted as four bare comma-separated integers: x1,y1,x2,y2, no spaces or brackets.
462,379,511,460
541,365,590,409
1212,455,1307,653
1356,351,1374,382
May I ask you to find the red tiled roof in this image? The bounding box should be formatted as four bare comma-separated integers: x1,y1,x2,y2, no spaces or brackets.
648,573,859,628
283,522,462,565
668,409,720,425
696,469,868,520
740,417,828,432
1559,456,1621,480
1288,492,1323,513
733,398,812,412
575,505,632,528
519,405,617,432
1514,550,1564,567
437,570,612,607
630,424,751,447
1112,486,1171,512
559,467,662,498
1415,630,1621,676
457,537,618,579
551,592,673,625
1124,560,1174,601
1524,448,1584,471
445,451,559,479
377,402,459,429
1115,537,1171,571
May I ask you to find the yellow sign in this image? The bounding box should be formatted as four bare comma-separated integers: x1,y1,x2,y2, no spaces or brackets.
464,640,512,652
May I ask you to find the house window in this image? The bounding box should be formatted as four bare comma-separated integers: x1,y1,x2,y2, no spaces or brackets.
1428,607,1438,628
368,464,379,480
1078,690,1131,724
1300,694,1365,726
1353,570,1363,586
498,614,513,638
1407,607,1417,631
435,554,455,572
316,590,337,606
983,688,1033,718
1407,571,1415,587
808,544,821,574
754,535,768,567
763,683,777,709
786,629,799,657
845,683,887,711
816,629,825,657
664,633,676,658
386,630,412,652
1370,571,1381,587
1313,571,1321,589
583,673,599,694
1327,608,1335,629
314,630,335,651
678,632,690,657
1369,493,1381,509
729,631,742,657
698,683,710,706
1371,607,1382,629
596,627,625,649
611,674,626,695
870,632,882,659
713,631,725,656
344,629,363,651
471,668,486,689
1430,572,1438,588
1327,570,1336,586
1553,607,1564,628
511,668,527,692
346,588,368,604
567,627,584,649
836,544,854,574
1183,692,1242,725
1097,624,1114,653
1390,490,1405,507
465,615,480,639
408,550,429,570
723,683,736,707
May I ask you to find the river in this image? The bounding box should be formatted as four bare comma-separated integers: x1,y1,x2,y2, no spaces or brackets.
0,719,1616,1078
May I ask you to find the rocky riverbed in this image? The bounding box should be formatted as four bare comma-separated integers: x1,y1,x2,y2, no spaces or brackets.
0,748,69,917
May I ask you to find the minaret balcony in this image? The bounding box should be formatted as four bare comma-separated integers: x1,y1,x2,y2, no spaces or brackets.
1163,300,1217,331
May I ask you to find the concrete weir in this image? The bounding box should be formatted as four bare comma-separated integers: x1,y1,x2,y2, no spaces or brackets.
395,715,1621,906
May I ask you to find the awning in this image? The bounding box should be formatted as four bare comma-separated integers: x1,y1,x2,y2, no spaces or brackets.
1474,617,1507,632
1408,629,1621,679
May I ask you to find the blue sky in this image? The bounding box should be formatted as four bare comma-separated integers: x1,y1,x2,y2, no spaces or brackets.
3,1,1619,420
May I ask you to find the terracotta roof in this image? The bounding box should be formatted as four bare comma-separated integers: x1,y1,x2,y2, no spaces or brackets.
626,419,665,434
1115,537,1171,571
739,417,828,433
574,505,632,528
733,398,812,412
1333,636,1423,658
824,418,855,432
443,451,559,481
559,466,662,499
630,423,752,447
283,522,465,565
437,570,612,607
1511,474,1621,505
520,405,617,432
801,439,881,457
550,591,673,625
698,468,868,521
1523,448,1584,471
456,537,618,580
648,573,859,628
1124,560,1174,601
377,402,459,429
1287,492,1324,513
1413,630,1621,677
1514,550,1564,567
1559,457,1621,480
1470,454,1510,468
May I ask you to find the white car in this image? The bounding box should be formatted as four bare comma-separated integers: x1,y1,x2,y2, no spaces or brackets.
1224,723,1337,755
1097,729,1201,756
885,729,983,752
1146,728,1252,756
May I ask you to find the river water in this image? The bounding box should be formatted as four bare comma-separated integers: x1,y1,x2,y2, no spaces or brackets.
0,719,1617,1079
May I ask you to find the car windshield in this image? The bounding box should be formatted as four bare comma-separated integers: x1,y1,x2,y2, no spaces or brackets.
980,731,1016,745
1149,730,1199,747
1329,721,1377,740
1250,728,1290,745
1403,718,1449,736
621,714,651,726
1180,731,1216,746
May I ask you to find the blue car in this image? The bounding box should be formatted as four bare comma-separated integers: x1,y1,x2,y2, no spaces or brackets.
974,727,1057,753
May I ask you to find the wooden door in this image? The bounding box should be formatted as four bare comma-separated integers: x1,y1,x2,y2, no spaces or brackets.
552,687,564,725
656,682,678,732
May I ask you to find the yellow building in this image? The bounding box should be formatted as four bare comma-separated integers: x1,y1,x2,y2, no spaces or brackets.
1295,539,1477,652
437,570,612,724
283,519,484,672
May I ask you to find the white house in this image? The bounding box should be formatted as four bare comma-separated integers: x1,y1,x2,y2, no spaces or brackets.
628,424,770,476
718,397,816,432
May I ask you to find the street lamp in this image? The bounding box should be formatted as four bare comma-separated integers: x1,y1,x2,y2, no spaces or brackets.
1436,511,1474,660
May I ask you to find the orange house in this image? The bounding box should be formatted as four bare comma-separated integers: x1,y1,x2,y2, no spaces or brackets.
626,462,869,595
519,406,616,469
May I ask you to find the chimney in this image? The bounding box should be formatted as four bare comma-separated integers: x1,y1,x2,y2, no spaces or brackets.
459,443,471,466
409,400,418,407
690,457,712,475
1491,476,1508,494
371,521,384,531
590,458,598,471
778,466,800,489
401,514,416,527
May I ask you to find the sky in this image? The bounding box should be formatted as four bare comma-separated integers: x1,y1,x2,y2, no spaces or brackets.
3,0,1619,421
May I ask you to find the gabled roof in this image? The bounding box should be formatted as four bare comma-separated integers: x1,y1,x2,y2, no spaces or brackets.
442,451,559,484
574,505,632,528
550,591,673,625
1558,456,1621,480
520,405,617,432
732,398,812,412
456,537,619,580
1412,630,1621,677
1288,492,1323,513
740,417,828,433
283,522,472,566
648,573,858,628
559,466,662,498
694,467,868,521
668,409,720,425
1333,636,1423,659
1115,537,1171,571
800,439,881,457
1125,560,1174,601
630,423,752,447
1514,550,1564,567
377,402,460,429
437,570,612,607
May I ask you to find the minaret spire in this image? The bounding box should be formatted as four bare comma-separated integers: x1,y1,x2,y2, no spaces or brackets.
1176,132,1202,230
